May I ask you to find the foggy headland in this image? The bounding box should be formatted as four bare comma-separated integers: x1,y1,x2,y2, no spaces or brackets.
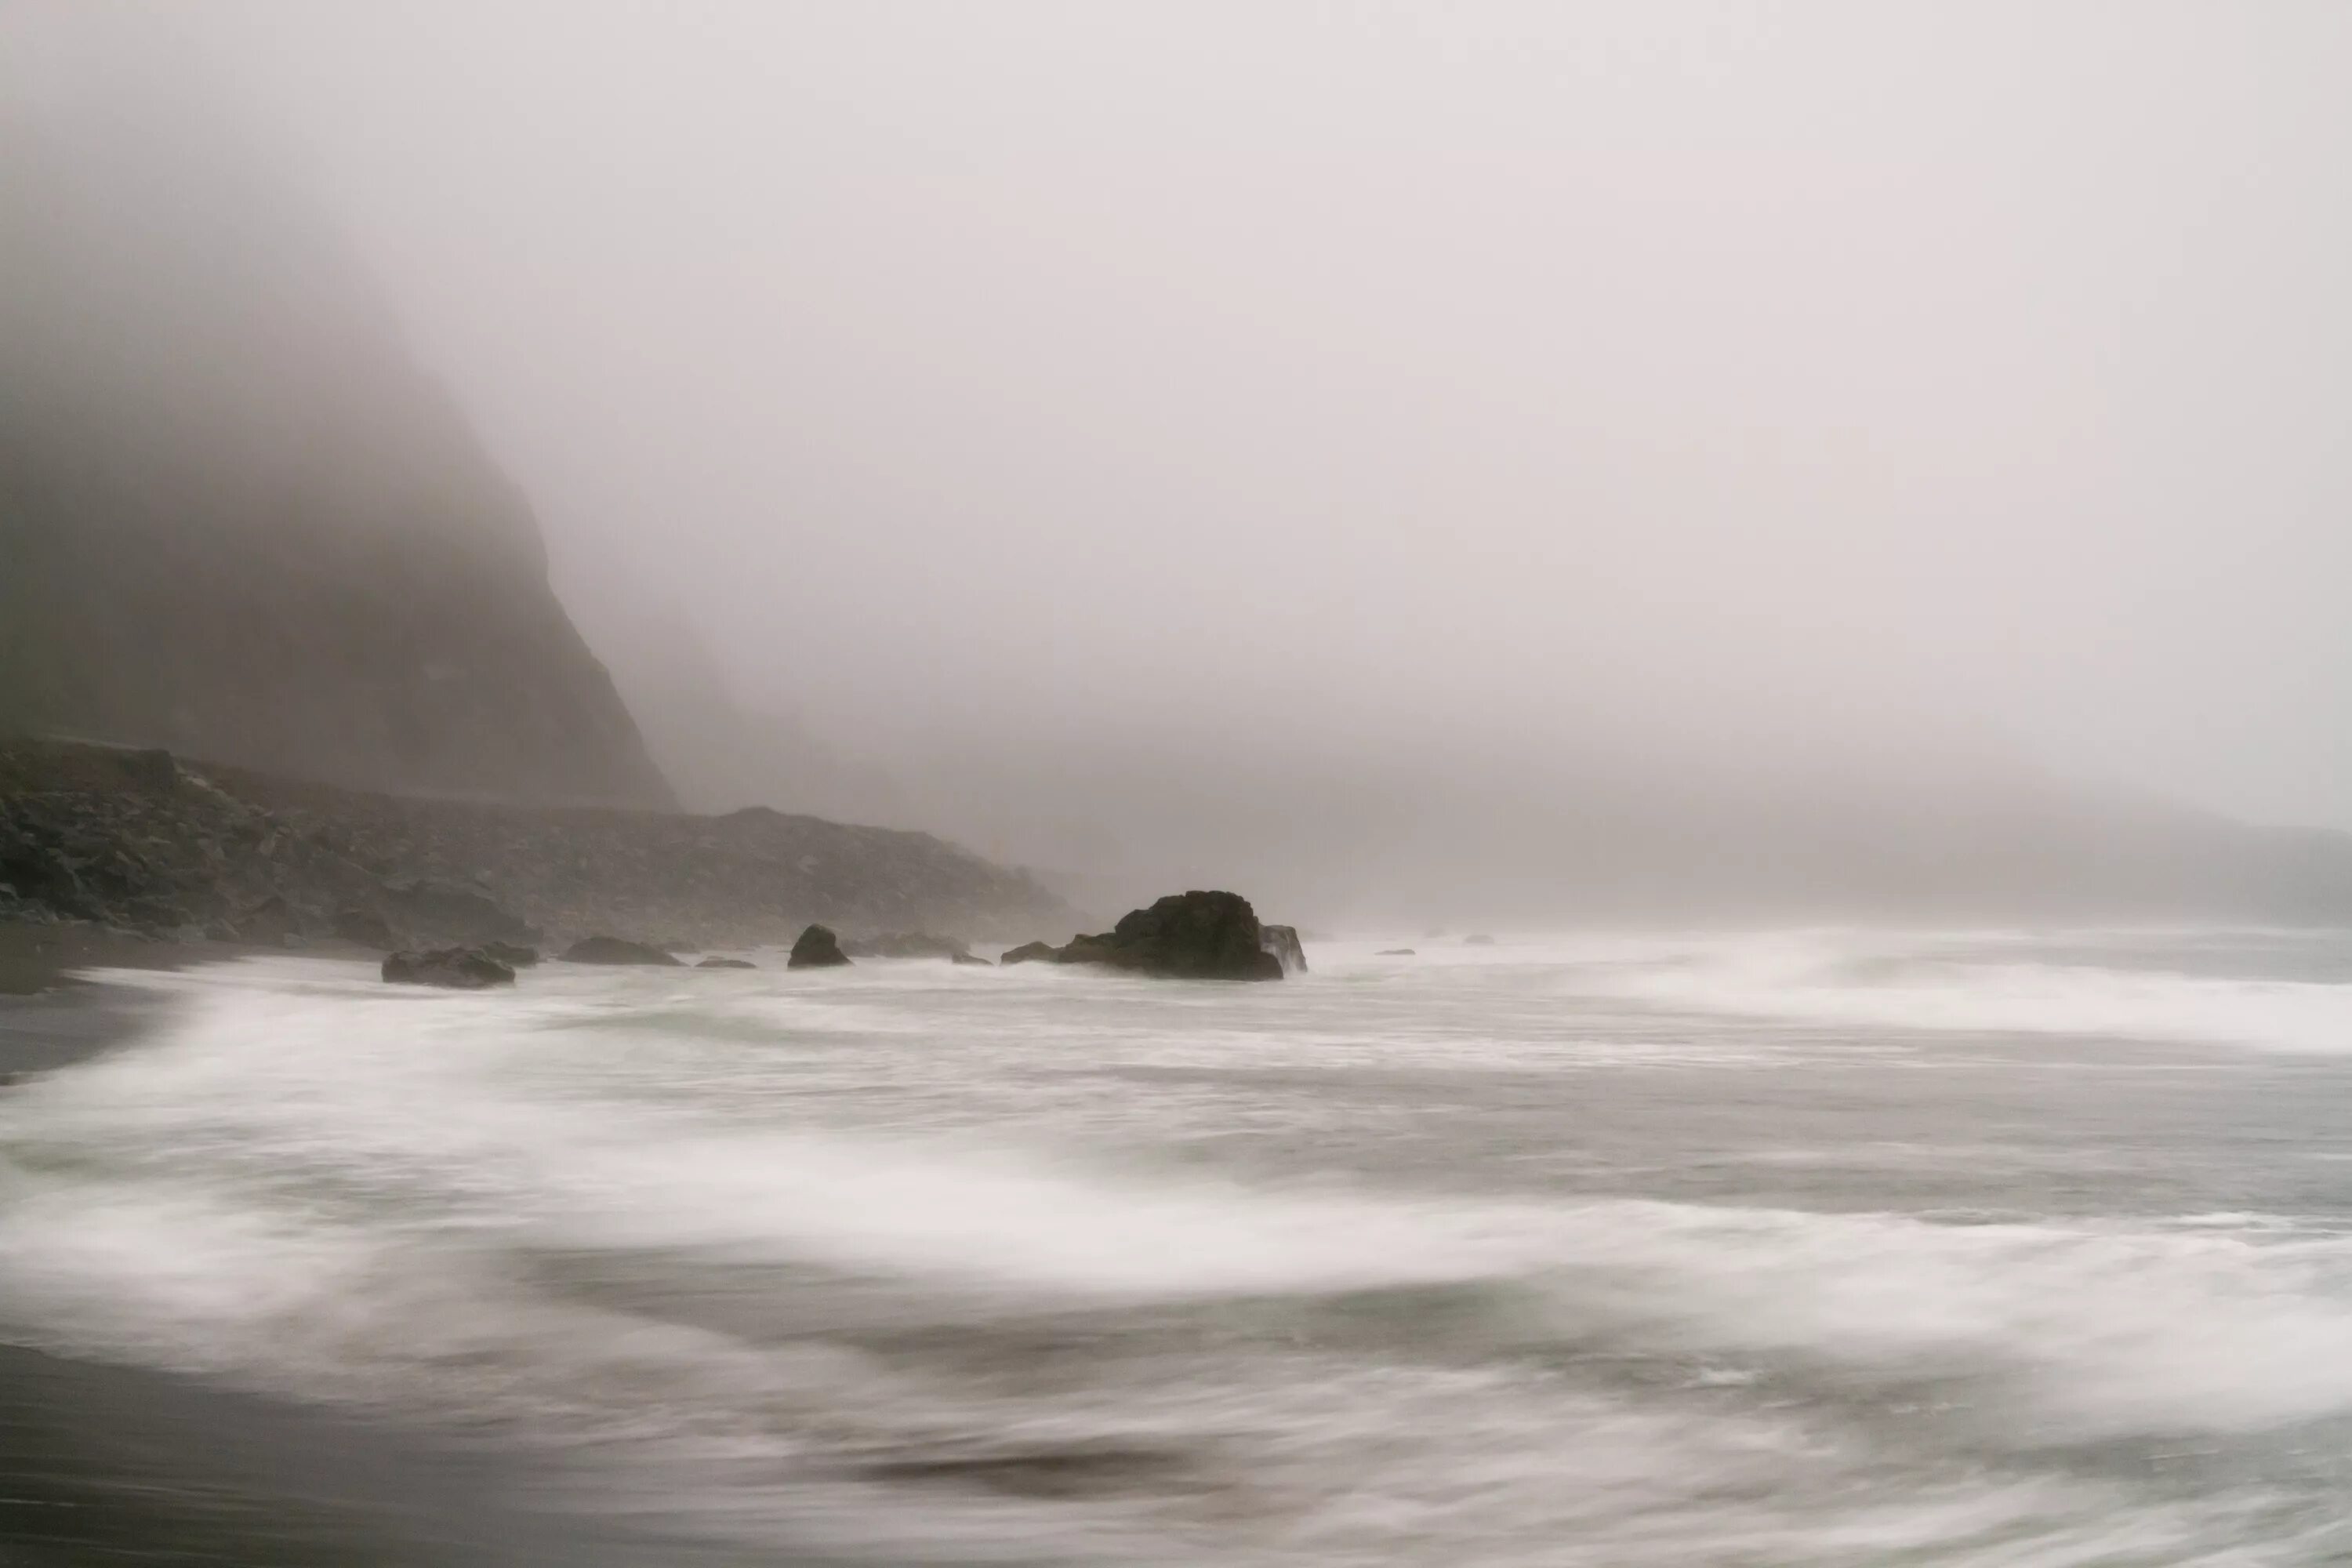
6,2,2350,927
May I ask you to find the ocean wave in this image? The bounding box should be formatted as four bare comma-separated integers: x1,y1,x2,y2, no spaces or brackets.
9,943,2352,1560
1582,929,2352,1052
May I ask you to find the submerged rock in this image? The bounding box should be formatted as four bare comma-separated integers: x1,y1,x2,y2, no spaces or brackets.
999,940,1059,965
1463,934,1497,946
382,947,516,989
1057,891,1284,981
1259,924,1308,975
1377,947,1417,956
787,924,851,968
696,956,757,969
561,935,683,966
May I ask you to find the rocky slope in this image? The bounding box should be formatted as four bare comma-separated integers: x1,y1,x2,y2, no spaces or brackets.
0,739,1070,951
0,108,671,808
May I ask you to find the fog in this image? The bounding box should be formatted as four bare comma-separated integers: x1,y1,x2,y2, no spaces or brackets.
9,2,2351,917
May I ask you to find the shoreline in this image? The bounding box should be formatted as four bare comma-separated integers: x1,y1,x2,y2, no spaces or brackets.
0,1341,624,1568
0,924,218,1087
0,923,355,1082
0,949,673,1567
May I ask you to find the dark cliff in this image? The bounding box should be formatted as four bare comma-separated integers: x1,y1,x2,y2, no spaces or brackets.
0,738,1073,949
0,112,673,808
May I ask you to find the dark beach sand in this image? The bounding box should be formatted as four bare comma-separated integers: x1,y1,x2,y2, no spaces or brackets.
0,933,674,1568
0,1344,635,1568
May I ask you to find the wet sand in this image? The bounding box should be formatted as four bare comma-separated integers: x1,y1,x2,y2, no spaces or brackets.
0,1344,620,1568
0,923,209,998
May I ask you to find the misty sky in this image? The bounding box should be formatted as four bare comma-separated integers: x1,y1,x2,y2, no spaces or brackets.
13,2,2352,833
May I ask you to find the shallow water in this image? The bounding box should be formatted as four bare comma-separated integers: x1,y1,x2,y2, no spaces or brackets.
5,927,2352,1564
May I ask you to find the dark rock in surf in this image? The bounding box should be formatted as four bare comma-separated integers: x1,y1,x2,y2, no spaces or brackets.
787,924,851,968
1377,947,1416,956
1463,934,1497,946
1056,891,1284,982
1000,940,1060,966
951,951,994,966
382,946,515,989
481,940,539,967
696,956,757,969
561,935,683,966
1258,924,1307,975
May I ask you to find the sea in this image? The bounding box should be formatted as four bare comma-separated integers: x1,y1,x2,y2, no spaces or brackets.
5,926,2352,1566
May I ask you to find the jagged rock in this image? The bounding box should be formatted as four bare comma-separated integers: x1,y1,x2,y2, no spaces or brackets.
561,935,683,966
1259,924,1308,975
4,848,98,922
382,947,515,988
842,931,973,961
481,941,539,967
1377,947,1416,956
1000,941,1061,965
951,952,994,967
696,956,757,969
788,924,851,969
332,907,396,947
1056,891,1285,981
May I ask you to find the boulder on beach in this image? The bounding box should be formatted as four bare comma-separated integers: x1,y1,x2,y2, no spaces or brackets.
561,935,683,966
787,924,851,968
999,940,1060,965
1057,891,1285,981
382,947,516,989
1259,924,1308,975
696,956,757,969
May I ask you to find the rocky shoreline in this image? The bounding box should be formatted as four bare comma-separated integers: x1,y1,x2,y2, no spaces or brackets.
0,736,1073,955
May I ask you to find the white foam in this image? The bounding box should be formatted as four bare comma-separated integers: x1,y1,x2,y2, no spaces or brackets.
13,973,2352,1457
1583,928,2352,1053
7,938,2352,1506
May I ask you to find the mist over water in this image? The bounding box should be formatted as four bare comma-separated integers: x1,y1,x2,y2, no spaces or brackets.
8,934,2352,1563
